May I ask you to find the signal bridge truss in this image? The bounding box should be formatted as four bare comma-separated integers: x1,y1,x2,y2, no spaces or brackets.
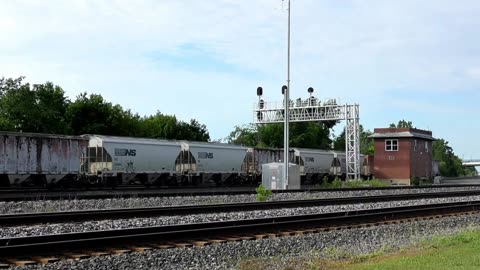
253,98,361,179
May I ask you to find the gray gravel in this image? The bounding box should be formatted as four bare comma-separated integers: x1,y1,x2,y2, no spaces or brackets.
2,195,480,238
10,210,480,269
2,186,480,214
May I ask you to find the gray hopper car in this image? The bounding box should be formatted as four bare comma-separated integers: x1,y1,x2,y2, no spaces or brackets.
293,148,335,183
177,141,248,185
84,135,182,186
0,132,87,186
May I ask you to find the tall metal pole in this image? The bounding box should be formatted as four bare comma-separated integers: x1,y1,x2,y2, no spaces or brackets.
283,0,291,188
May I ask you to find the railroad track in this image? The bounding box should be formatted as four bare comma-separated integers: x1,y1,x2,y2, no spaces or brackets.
1,200,480,267
1,184,480,201
2,190,480,226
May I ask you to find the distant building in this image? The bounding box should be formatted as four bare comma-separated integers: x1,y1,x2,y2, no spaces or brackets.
369,128,435,185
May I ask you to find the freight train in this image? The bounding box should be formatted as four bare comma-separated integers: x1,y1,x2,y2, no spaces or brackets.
0,132,371,188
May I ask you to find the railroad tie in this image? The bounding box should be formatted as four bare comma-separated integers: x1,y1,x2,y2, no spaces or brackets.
165,242,193,248
190,241,211,247
87,251,110,257
235,235,255,240
148,243,175,249
265,233,278,238
206,239,227,244
254,234,267,240
4,259,37,267
107,248,133,255
279,230,297,235
32,257,60,265
219,236,243,242
64,253,91,260
128,246,153,252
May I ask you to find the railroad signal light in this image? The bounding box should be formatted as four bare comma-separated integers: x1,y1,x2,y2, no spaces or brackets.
282,85,288,95
257,86,263,97
307,87,314,94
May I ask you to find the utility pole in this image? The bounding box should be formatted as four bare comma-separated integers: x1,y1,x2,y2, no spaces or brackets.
283,0,291,187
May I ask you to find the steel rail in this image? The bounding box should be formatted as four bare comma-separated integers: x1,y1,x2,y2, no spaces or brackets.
1,184,480,202
1,200,480,257
2,190,480,226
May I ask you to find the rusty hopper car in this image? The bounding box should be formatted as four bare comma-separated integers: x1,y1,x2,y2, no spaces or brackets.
0,132,87,186
243,147,295,182
84,135,182,185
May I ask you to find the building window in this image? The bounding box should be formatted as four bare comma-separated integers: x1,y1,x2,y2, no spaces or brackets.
385,139,398,151
425,141,429,153
413,139,417,152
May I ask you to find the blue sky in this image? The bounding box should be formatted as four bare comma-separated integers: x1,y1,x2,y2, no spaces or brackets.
1,0,480,160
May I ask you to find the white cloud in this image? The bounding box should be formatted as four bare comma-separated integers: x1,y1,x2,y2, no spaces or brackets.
466,68,480,79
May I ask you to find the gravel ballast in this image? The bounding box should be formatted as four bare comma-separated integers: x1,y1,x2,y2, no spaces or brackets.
9,211,480,269
1,195,480,238
2,186,480,214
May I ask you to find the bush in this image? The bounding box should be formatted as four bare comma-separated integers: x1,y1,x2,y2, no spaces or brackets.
319,177,343,189
319,177,388,189
330,177,343,188
411,176,420,186
349,179,388,188
255,184,273,202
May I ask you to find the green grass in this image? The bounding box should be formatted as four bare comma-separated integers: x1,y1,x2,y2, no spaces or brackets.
237,230,480,270
318,178,388,189
342,230,480,270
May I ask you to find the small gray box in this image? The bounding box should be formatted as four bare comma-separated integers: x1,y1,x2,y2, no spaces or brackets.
262,162,300,190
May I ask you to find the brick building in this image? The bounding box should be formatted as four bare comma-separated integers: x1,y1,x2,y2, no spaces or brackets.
369,128,435,185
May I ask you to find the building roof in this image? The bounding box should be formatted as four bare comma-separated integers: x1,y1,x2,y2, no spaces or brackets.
369,131,435,140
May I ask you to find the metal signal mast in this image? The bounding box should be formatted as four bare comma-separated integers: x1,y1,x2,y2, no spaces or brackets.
254,0,361,181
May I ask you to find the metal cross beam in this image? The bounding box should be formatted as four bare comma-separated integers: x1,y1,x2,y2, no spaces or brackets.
254,99,361,179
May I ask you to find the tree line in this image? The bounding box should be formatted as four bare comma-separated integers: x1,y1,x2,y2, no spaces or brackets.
0,77,210,141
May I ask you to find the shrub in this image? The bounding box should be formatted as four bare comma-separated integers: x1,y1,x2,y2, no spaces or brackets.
256,184,273,202
411,176,420,186
330,177,343,188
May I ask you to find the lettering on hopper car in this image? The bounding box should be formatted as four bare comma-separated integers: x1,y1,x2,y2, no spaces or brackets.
114,148,137,156
198,152,214,159
305,157,315,162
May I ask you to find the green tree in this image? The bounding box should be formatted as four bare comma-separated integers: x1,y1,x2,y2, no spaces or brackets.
0,77,69,133
226,121,334,149
226,124,259,146
332,125,374,155
432,139,474,177
139,112,210,142
389,119,413,128
184,119,210,142
289,122,332,149
66,93,117,135
0,77,211,141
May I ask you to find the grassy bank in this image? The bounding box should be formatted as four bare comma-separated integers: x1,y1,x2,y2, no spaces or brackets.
343,230,480,270
238,229,480,270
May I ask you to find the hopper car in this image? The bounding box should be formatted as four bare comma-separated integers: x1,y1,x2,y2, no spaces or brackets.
0,131,370,187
